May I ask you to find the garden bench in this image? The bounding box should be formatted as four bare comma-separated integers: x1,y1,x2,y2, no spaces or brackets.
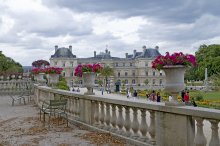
39,99,68,127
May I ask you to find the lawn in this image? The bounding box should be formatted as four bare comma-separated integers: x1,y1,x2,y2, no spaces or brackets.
189,90,220,101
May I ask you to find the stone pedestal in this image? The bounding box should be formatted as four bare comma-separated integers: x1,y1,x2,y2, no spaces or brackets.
83,72,95,95
162,65,186,106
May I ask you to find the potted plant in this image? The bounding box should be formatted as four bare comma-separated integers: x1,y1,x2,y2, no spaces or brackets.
152,52,196,105
74,63,103,95
44,67,63,87
31,68,45,85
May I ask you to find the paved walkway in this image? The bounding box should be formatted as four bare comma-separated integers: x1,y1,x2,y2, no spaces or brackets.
0,95,129,146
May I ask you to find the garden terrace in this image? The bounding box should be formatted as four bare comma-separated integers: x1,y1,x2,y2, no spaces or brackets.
34,85,220,146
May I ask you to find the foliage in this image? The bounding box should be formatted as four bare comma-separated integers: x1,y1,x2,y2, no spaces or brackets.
144,79,149,85
74,64,103,77
152,52,196,70
0,51,23,74
100,66,114,87
195,94,204,101
32,60,50,68
185,44,220,80
210,73,220,90
56,77,70,91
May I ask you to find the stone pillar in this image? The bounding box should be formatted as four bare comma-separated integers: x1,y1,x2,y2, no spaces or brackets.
79,98,93,124
131,107,139,139
124,106,131,137
110,104,117,132
156,111,195,146
209,120,220,146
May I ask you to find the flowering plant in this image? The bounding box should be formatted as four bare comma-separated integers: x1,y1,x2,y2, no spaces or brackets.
32,60,50,68
44,67,63,74
74,63,103,77
152,52,196,70
31,68,45,74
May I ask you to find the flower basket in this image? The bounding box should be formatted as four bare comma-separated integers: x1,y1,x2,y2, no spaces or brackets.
74,64,103,95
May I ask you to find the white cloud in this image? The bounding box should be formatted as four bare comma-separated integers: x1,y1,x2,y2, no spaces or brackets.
0,0,220,66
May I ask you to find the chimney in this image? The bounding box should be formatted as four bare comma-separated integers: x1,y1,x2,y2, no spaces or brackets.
125,53,128,58
142,45,147,52
105,49,108,53
133,50,136,57
69,45,72,52
155,46,159,50
108,51,110,55
55,45,58,52
94,51,96,57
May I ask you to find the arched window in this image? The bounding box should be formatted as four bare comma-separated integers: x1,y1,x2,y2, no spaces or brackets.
132,79,135,84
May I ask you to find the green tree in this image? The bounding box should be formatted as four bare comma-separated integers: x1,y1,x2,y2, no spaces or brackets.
0,51,23,74
144,79,149,85
185,44,220,81
100,66,114,88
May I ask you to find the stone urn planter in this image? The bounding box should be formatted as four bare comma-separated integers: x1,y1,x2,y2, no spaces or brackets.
47,74,59,87
162,65,186,106
83,72,95,95
0,76,4,81
35,73,46,85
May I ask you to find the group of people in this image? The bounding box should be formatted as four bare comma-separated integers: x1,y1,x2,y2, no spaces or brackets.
146,90,161,102
72,87,80,92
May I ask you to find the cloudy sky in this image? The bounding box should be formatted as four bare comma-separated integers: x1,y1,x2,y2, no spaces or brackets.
0,0,220,66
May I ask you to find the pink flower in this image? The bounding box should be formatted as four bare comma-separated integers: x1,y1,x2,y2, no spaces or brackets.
151,52,196,70
74,63,103,77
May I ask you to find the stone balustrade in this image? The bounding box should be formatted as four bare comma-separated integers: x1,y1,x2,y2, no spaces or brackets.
0,80,33,95
34,85,220,146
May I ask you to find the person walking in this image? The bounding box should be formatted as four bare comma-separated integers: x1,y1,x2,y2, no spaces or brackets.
101,85,104,95
181,90,185,102
157,92,161,102
133,90,138,98
150,90,156,101
184,91,190,105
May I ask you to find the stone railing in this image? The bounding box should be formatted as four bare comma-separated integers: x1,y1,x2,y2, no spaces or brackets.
0,80,33,95
34,85,220,146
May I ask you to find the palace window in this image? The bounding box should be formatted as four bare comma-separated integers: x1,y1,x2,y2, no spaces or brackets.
153,71,156,76
146,71,148,76
160,79,163,85
132,79,135,84
125,79,128,84
115,63,118,67
132,71,135,76
125,72,128,76
118,72,120,77
123,63,125,66
145,62,148,66
153,79,155,85
130,63,132,66
62,62,65,67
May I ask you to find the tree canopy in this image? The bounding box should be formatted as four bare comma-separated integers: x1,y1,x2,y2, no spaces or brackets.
185,44,220,81
0,51,23,74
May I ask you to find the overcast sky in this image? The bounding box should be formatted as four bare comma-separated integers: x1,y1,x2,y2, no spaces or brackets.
0,0,220,66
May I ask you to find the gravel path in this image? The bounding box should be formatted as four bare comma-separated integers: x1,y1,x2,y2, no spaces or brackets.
0,95,129,146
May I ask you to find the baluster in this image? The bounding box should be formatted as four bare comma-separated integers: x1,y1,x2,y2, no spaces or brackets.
209,119,220,146
94,101,100,126
139,109,148,142
131,107,139,139
124,106,131,137
117,105,124,134
66,98,70,113
194,117,207,146
73,98,77,117
99,102,105,128
149,110,156,144
110,104,117,132
104,103,111,130
70,98,75,114
75,98,80,120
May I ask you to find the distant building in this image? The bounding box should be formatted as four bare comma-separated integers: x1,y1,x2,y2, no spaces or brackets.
22,66,32,77
50,45,165,88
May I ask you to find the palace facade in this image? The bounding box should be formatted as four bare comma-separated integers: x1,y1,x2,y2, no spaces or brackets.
50,45,165,88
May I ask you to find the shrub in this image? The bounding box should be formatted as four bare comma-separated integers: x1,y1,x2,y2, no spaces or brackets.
195,94,204,101
56,77,69,91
